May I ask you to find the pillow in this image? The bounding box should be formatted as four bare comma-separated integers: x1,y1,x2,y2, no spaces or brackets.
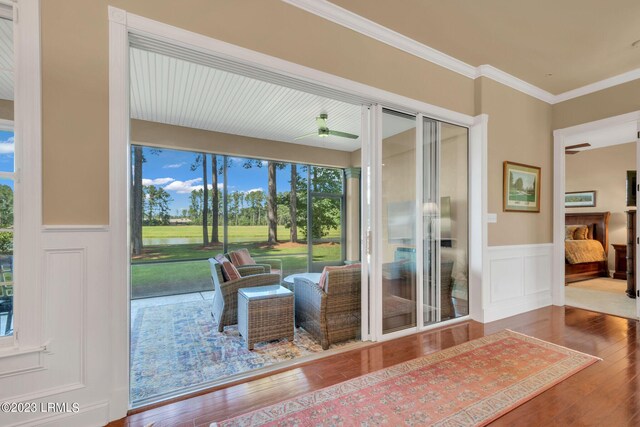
215,254,241,281
229,248,256,266
573,225,589,240
565,225,580,240
319,263,361,291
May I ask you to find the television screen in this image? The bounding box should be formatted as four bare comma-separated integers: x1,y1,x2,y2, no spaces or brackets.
627,170,636,207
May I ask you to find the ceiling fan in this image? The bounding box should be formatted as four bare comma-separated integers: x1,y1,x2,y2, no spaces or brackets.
295,113,359,140
565,143,591,155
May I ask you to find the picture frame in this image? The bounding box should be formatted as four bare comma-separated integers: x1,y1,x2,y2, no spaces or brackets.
565,191,596,208
503,161,541,213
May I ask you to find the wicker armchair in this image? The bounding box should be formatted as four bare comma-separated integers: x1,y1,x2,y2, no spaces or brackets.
294,267,361,350
209,258,281,332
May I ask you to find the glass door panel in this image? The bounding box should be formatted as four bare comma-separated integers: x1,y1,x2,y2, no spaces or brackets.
381,109,417,334
423,119,469,325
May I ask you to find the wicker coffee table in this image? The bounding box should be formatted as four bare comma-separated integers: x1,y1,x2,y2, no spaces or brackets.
238,285,294,350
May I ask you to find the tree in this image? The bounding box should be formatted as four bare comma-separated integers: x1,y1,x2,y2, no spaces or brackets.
188,189,203,224
131,146,143,255
210,154,220,243
294,166,342,240
191,154,209,246
289,164,298,243
242,159,286,243
267,161,277,244
0,184,13,229
131,146,161,255
144,185,172,225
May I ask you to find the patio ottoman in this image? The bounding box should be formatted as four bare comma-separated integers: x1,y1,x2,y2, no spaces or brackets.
238,285,294,350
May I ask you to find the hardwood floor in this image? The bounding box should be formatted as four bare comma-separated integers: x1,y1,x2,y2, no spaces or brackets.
109,306,640,426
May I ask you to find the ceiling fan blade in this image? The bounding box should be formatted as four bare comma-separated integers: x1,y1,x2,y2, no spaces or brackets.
294,132,317,140
328,130,359,139
565,150,579,154
565,143,591,150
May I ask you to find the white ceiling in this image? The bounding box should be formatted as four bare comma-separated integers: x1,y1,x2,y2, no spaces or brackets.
130,48,365,152
129,48,419,152
564,121,637,152
0,18,13,101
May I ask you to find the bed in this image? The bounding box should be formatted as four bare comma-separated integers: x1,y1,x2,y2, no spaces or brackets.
565,212,610,284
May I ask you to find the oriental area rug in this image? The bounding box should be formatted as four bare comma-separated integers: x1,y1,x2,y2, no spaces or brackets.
213,330,599,427
130,299,353,404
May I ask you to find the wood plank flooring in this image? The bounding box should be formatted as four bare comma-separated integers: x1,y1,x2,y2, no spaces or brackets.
108,306,640,426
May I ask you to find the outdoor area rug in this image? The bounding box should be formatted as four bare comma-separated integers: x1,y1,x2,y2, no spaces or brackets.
212,330,599,427
130,299,349,404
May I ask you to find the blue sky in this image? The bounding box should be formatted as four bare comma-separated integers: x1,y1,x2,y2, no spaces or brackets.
138,146,294,214
0,130,14,190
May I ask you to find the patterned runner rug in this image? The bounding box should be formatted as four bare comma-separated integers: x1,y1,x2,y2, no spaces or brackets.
213,330,599,427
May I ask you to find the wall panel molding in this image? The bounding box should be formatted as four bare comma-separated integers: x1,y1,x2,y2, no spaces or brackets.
483,244,553,322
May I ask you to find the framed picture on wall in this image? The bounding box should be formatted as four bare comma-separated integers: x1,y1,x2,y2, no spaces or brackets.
565,191,596,208
503,161,541,213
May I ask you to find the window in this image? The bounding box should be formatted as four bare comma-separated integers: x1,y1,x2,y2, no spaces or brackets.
0,121,13,337
0,11,13,339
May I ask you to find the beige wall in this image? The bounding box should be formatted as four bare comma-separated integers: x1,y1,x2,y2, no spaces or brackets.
41,0,474,224
475,77,553,246
553,79,640,130
132,119,354,168
0,99,13,121
565,142,636,271
40,0,639,252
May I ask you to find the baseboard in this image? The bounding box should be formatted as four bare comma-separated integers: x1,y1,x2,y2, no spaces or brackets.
483,293,552,323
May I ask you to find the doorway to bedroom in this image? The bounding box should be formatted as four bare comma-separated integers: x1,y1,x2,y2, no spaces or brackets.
555,112,640,320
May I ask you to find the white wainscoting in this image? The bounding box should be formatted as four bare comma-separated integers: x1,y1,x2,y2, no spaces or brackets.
0,227,114,427
483,243,553,322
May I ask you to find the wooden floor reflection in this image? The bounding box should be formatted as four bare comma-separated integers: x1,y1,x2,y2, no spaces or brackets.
109,306,640,427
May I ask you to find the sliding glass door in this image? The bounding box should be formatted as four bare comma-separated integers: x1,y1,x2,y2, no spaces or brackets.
380,109,417,334
422,119,469,325
376,107,469,336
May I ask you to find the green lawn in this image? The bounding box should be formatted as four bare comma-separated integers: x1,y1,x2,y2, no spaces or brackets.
143,225,341,240
131,239,342,299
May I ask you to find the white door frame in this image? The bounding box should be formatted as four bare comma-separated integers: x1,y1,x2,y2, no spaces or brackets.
108,5,485,409
552,110,640,316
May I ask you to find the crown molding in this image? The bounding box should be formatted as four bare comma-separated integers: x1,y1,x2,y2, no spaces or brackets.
475,65,555,104
553,67,640,104
283,0,640,106
281,0,477,79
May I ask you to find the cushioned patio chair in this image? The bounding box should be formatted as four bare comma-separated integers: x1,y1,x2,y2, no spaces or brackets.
226,249,283,281
209,258,281,332
294,267,361,350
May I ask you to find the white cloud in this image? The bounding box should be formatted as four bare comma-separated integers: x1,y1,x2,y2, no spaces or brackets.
164,178,204,194
0,136,14,154
142,177,175,186
163,162,185,169
245,187,264,194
